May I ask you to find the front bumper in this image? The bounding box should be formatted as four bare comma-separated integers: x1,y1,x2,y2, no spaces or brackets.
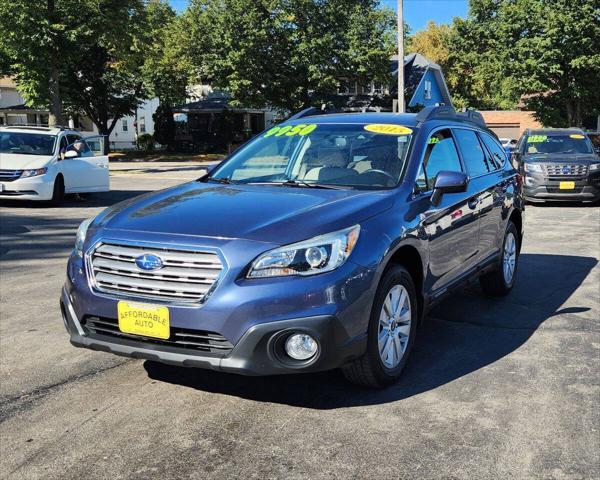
523,173,600,202
61,286,367,375
0,175,53,200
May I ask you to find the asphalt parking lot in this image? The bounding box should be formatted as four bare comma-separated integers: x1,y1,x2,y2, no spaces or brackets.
1,167,599,480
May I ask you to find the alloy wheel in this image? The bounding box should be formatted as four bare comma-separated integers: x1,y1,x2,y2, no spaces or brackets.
378,284,411,369
503,231,517,284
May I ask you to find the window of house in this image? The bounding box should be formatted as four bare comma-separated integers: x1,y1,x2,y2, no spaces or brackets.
122,119,128,132
360,82,373,95
424,80,432,100
415,129,462,192
453,129,493,176
139,116,146,133
337,79,357,95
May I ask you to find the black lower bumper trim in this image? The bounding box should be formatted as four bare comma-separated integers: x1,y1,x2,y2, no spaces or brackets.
61,288,366,376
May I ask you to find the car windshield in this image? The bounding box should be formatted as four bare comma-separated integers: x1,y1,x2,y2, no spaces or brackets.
0,131,57,156
209,123,414,189
524,133,593,155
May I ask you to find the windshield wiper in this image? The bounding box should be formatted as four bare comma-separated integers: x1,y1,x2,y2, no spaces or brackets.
206,177,235,184
244,179,349,190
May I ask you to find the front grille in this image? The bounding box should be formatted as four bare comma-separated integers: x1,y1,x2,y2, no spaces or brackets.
0,169,22,182
546,186,584,194
542,164,588,176
82,316,233,355
89,242,224,303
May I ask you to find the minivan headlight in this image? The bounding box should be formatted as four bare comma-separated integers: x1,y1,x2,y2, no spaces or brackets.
75,218,94,256
247,225,360,278
524,163,543,173
21,168,48,178
589,163,600,171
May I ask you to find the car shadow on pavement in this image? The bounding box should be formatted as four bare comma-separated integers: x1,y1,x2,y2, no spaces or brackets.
144,252,597,409
0,189,151,209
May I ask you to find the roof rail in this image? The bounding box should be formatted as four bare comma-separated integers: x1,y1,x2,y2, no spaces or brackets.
415,105,487,128
287,104,338,121
415,105,456,124
0,123,72,131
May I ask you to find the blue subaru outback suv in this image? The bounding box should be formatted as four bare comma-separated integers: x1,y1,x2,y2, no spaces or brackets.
61,106,524,387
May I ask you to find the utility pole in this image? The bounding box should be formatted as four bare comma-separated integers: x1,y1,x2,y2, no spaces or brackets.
397,0,405,113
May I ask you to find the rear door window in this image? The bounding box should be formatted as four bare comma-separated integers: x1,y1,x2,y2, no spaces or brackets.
416,128,463,192
479,133,506,170
453,129,492,176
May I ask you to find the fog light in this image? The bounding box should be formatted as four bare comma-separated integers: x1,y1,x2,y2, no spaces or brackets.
284,333,318,360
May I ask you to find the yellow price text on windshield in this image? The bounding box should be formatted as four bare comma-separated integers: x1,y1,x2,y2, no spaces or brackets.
364,124,413,136
527,135,547,143
263,124,317,138
570,134,585,139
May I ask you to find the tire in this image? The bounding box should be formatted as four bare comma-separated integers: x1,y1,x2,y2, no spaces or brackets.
479,221,519,296
49,175,64,206
342,265,418,388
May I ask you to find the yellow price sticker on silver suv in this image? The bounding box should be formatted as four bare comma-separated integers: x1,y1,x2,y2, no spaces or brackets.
364,124,413,136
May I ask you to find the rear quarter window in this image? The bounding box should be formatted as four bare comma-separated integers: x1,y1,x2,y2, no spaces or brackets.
479,133,506,170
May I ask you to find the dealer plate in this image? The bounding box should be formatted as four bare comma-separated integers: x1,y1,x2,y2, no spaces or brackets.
117,301,170,339
559,181,575,190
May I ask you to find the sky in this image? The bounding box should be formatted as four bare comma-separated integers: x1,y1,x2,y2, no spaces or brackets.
167,0,469,32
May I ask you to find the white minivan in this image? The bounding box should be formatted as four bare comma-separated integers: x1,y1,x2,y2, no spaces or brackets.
0,125,110,204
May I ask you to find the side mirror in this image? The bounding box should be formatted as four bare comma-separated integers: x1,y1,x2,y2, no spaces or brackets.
431,170,468,206
64,150,78,159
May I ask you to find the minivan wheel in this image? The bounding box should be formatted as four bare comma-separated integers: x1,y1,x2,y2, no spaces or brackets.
49,175,64,206
479,221,519,296
342,265,418,388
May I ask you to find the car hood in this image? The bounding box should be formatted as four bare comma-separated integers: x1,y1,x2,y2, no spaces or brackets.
0,153,54,169
523,153,599,163
95,181,396,245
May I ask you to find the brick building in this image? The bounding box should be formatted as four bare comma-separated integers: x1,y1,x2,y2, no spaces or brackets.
479,110,543,140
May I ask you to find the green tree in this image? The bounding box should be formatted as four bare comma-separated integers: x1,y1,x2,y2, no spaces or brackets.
445,0,600,126
141,0,190,106
0,0,150,143
182,0,395,112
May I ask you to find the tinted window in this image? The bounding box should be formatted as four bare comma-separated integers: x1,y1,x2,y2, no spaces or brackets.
480,133,506,170
454,129,492,176
416,129,462,192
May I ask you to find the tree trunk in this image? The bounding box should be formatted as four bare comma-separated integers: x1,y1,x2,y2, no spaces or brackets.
47,0,63,127
566,99,583,128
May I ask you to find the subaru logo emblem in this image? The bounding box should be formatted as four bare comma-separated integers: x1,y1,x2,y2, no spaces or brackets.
135,253,164,271
562,165,571,174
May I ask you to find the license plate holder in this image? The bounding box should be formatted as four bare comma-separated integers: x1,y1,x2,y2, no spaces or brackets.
559,181,575,190
117,301,170,339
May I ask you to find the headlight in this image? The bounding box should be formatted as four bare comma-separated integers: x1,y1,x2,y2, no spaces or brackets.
590,163,600,171
247,225,360,278
20,168,48,178
75,218,94,256
523,163,543,173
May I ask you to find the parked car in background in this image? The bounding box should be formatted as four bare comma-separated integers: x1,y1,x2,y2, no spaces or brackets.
513,128,600,203
585,131,600,156
499,138,518,156
61,106,523,388
0,126,109,205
